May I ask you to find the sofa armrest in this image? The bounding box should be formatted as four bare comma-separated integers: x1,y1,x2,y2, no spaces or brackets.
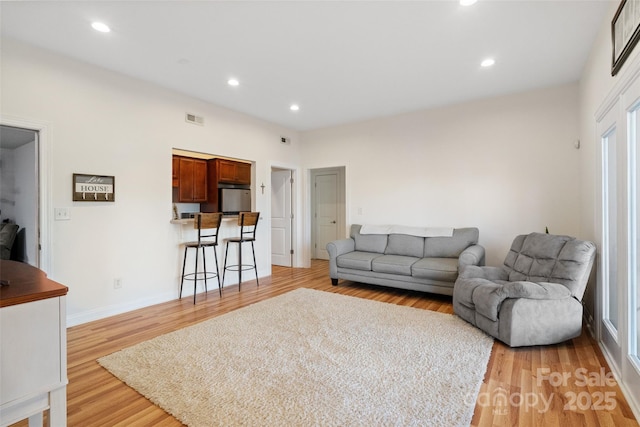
459,265,508,281
458,244,485,268
326,238,355,279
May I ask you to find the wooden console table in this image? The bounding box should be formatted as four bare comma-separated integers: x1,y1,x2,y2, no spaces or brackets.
0,260,68,427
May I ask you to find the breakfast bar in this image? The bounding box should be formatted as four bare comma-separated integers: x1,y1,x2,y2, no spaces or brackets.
171,216,257,291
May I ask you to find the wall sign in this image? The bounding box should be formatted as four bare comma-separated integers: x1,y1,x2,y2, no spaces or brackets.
73,174,115,202
612,0,640,76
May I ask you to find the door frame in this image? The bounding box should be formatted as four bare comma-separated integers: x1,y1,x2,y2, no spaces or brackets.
0,115,51,274
309,166,346,260
594,55,640,421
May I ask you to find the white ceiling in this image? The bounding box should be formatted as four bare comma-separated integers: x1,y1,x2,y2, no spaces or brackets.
0,126,37,150
0,1,611,131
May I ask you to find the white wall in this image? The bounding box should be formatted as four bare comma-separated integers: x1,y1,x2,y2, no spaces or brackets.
579,1,626,244
1,39,301,325
302,84,581,266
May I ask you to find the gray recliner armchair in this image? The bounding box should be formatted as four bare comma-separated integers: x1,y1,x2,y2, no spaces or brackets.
453,232,596,347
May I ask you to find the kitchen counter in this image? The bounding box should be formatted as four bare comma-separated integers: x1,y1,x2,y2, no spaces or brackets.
170,216,238,225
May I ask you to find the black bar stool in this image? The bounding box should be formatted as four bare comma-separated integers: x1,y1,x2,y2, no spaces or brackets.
223,212,260,291
180,212,223,304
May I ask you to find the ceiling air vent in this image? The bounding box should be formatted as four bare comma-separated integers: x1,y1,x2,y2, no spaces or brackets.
185,113,204,126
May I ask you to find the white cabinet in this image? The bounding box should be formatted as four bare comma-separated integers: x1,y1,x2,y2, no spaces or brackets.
0,261,68,427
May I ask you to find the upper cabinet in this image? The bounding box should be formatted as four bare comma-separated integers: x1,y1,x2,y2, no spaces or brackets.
172,156,180,188
172,153,252,212
216,159,251,185
173,156,207,202
201,158,252,213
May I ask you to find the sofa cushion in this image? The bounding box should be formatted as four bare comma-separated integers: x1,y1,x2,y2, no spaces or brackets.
351,225,388,253
424,227,479,258
412,257,459,282
372,255,419,275
337,251,382,271
385,234,425,257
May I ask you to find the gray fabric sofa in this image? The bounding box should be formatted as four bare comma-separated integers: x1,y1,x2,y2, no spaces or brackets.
326,224,485,295
453,232,596,347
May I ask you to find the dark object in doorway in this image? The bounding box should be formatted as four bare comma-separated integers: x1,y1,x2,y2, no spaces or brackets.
0,223,19,260
11,228,27,262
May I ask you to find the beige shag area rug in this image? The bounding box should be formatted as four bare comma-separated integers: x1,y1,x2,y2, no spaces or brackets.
98,288,493,426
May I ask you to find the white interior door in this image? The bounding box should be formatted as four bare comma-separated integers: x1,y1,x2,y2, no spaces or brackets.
313,171,339,260
271,169,292,267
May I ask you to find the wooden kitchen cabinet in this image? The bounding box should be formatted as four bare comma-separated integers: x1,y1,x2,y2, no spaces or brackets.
174,156,207,202
200,158,252,212
172,156,179,188
216,159,251,185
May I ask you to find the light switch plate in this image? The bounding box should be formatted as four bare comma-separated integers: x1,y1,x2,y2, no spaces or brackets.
54,207,70,221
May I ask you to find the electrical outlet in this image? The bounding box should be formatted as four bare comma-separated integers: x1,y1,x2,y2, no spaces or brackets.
54,207,71,221
114,279,122,289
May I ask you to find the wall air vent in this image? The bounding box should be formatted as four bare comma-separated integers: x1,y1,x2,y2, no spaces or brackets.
185,113,204,126
280,136,291,145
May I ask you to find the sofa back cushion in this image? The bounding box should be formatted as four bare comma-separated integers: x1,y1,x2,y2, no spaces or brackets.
385,234,425,257
503,232,596,299
424,227,478,258
351,224,388,253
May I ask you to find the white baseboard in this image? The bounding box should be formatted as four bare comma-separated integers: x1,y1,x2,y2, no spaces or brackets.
66,271,268,328
66,292,176,327
598,342,640,423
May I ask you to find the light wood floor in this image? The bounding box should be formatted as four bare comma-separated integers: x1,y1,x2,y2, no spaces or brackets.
13,260,639,426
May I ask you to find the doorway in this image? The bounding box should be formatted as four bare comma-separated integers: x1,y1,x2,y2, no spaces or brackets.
0,125,39,267
0,115,49,276
310,167,345,260
271,167,294,267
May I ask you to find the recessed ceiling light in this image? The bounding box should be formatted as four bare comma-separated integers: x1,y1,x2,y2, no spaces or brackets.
227,78,239,87
460,0,478,6
480,58,495,68
91,22,111,33
290,104,300,112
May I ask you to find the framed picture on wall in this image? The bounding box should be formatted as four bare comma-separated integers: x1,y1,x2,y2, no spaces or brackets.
72,174,115,202
612,0,640,76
